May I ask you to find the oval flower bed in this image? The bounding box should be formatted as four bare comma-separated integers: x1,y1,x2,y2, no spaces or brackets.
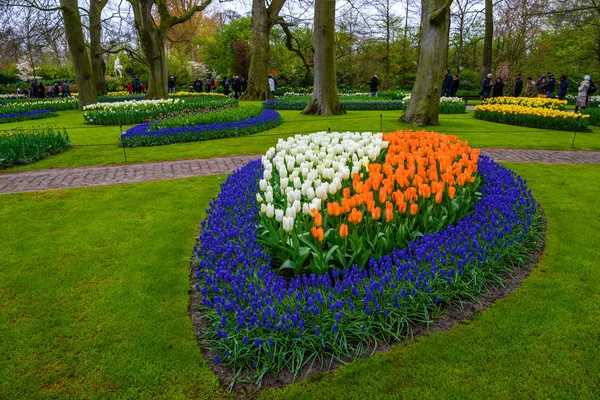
120,109,282,147
263,95,406,111
193,130,543,384
0,109,57,124
474,103,589,131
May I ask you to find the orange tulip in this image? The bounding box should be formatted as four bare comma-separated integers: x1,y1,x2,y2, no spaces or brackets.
371,207,381,220
314,212,323,227
448,186,456,199
397,200,407,213
435,191,443,204
343,187,351,198
339,223,348,238
348,208,363,225
410,203,419,215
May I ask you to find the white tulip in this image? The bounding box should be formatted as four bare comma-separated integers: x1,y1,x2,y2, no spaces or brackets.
259,179,267,192
256,193,264,203
275,209,284,222
265,191,273,203
266,203,275,218
260,203,267,214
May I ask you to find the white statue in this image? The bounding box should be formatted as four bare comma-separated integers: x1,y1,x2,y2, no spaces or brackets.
114,56,123,78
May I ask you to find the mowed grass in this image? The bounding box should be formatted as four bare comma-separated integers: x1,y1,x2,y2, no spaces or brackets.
1,163,600,398
1,104,599,173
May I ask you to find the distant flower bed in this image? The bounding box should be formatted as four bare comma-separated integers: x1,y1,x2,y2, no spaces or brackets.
0,127,70,168
150,105,262,130
0,97,79,113
581,106,600,126
484,96,567,110
120,109,282,147
0,94,26,99
403,95,467,114
283,91,408,100
83,96,237,125
193,130,543,383
474,103,589,131
0,109,57,124
263,95,406,111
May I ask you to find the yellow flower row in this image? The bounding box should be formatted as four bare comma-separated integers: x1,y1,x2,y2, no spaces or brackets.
475,104,589,119
484,96,567,109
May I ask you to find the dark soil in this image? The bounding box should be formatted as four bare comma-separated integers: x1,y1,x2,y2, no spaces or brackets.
188,212,547,399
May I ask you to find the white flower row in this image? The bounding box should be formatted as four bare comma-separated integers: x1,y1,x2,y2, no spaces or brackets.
0,94,25,99
257,131,388,231
403,94,464,104
565,94,600,102
82,98,181,111
0,97,78,109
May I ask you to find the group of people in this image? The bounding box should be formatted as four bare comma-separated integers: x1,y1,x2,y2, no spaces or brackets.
127,76,146,95
186,75,248,98
442,69,461,97
480,71,596,112
17,80,71,98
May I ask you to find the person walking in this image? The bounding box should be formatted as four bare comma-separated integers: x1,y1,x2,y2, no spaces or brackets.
127,82,133,95
442,69,453,97
575,76,590,113
545,71,556,98
525,77,535,97
133,76,142,94
268,75,276,95
537,77,547,96
54,82,60,98
584,75,596,108
38,82,45,98
369,73,379,97
232,75,242,98
31,80,39,98
451,74,460,97
557,75,568,100
481,73,493,99
204,79,211,93
211,77,217,93
62,81,70,97
492,77,504,97
194,77,202,93
223,76,230,96
168,76,176,94
513,72,523,97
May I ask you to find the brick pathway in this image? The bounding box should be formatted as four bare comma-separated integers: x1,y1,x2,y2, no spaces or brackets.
0,155,259,194
1,150,599,195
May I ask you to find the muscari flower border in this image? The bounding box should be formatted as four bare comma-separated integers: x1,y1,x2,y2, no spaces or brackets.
0,109,57,124
119,109,283,147
193,154,544,385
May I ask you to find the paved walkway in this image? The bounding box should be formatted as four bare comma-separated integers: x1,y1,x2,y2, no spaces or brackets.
1,150,599,194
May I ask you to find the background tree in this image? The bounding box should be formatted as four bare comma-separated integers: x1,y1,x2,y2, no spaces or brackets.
401,0,452,126
302,0,344,115
127,0,212,99
482,0,492,76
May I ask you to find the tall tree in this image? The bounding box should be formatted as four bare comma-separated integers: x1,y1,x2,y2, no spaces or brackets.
373,0,402,90
401,0,453,126
88,0,109,96
482,0,492,76
242,0,287,101
128,0,212,99
302,0,344,115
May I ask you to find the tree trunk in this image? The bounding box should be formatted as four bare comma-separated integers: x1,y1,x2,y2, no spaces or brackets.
385,5,391,91
400,0,452,126
401,0,409,89
302,0,345,115
130,0,169,99
60,0,98,108
482,0,493,77
89,0,108,96
243,0,271,101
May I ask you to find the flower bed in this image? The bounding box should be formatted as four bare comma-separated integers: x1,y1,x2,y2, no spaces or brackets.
120,109,282,147
474,103,589,131
403,95,467,114
0,97,79,113
0,109,57,124
484,96,567,110
193,130,543,384
263,95,406,111
0,127,70,168
83,96,237,125
150,105,261,130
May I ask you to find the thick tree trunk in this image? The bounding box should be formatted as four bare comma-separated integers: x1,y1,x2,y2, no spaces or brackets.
243,0,271,101
482,0,493,77
130,0,169,99
89,0,108,96
60,0,98,108
302,0,345,115
400,0,452,126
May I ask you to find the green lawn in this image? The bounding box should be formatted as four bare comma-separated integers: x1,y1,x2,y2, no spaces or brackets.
1,164,600,398
1,106,598,173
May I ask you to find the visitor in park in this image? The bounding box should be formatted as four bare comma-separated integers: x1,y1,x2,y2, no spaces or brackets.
269,75,276,95
537,77,547,96
492,77,504,97
481,73,493,99
451,74,460,97
133,76,142,94
141,82,147,94
188,85,193,93
526,77,536,97
545,71,556,98
54,82,60,98
168,76,176,94
441,69,453,96
369,73,379,97
194,77,202,93
204,79,211,93
62,81,70,97
535,74,545,92
557,75,568,100
575,75,590,113
127,82,133,95
31,80,38,98
211,77,217,93
223,76,230,96
38,82,45,98
241,76,247,92
513,72,523,97
584,75,596,108
232,75,242,98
